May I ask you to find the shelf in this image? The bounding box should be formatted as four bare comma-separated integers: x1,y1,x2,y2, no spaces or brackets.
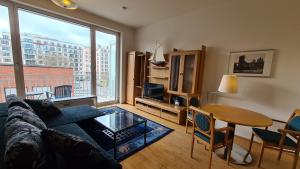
147,76,168,79
136,86,142,88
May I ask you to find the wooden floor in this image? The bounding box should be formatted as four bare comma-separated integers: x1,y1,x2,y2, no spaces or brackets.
116,104,299,169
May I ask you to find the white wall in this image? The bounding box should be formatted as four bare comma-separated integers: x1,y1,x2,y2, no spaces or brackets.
135,0,300,138
13,0,135,103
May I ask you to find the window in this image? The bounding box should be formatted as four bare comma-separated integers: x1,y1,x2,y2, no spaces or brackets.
18,9,92,98
0,5,16,102
96,31,117,103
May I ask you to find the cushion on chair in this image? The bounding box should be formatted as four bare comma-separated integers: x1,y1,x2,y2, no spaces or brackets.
195,131,225,145
252,128,297,147
287,116,300,131
194,113,210,132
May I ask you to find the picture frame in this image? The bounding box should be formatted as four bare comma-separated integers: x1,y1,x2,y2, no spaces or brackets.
228,50,274,77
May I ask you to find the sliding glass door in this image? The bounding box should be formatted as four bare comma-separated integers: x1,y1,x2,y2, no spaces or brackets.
95,30,118,103
0,5,16,102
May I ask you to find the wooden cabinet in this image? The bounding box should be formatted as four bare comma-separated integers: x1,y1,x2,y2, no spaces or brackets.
126,51,149,105
168,46,206,96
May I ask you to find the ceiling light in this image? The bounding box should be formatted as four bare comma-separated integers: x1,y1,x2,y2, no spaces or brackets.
51,0,78,10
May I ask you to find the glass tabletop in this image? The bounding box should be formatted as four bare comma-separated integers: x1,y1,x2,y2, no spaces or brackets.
95,110,146,132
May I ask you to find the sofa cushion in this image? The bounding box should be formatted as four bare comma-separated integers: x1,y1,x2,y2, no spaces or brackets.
42,128,121,169
53,123,99,147
4,118,45,169
0,117,7,169
6,95,34,112
24,99,61,120
0,103,8,117
7,106,47,130
44,105,103,127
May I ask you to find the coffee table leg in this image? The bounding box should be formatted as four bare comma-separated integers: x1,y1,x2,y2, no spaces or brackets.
114,133,117,159
144,121,147,146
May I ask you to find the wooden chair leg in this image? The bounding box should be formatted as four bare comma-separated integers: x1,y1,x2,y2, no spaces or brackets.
292,150,299,169
277,149,283,161
208,148,213,169
190,137,195,158
258,143,265,168
185,120,189,133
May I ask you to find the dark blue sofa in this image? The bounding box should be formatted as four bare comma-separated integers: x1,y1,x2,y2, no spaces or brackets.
0,103,122,169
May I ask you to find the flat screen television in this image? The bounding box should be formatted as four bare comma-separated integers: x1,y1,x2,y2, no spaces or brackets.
143,82,164,101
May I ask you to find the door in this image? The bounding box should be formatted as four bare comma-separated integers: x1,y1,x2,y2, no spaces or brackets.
168,53,181,94
126,52,135,104
95,30,119,104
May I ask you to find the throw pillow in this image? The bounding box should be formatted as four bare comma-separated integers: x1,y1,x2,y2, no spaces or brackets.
7,106,47,130
41,129,108,169
6,94,34,112
24,99,61,120
4,118,46,169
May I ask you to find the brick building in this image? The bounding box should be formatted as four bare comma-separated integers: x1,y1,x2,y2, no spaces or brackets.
0,65,73,102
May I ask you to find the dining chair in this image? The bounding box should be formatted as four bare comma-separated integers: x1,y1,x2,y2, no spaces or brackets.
190,106,233,169
185,94,201,133
46,85,72,99
246,109,300,169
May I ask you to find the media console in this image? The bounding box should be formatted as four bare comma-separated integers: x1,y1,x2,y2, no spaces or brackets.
135,97,186,124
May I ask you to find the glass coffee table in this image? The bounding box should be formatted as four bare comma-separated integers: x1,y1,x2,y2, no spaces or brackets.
94,110,147,159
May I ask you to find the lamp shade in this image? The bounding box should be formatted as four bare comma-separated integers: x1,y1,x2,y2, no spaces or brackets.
218,75,238,93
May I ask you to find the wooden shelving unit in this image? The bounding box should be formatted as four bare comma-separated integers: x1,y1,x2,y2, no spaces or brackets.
135,97,186,124
147,76,168,79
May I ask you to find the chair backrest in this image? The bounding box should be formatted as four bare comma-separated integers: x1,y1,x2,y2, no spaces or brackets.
286,109,300,132
54,85,72,98
193,109,215,144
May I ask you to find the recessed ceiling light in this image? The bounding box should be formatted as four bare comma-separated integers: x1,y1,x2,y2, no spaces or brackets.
51,0,78,10
122,6,128,10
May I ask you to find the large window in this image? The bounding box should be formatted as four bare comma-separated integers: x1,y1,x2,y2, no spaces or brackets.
0,5,16,102
96,31,117,103
18,9,92,99
0,2,120,104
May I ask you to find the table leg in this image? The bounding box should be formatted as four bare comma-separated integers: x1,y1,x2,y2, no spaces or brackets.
144,121,147,146
215,123,253,165
114,133,117,159
224,123,236,159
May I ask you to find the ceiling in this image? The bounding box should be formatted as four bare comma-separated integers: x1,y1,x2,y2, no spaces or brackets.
72,0,218,28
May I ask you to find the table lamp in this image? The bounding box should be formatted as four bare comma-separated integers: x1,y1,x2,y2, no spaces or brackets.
218,75,238,93
207,74,238,103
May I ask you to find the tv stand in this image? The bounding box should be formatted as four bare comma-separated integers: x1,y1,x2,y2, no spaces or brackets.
135,97,186,124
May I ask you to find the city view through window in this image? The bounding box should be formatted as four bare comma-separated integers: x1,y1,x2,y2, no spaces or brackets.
0,7,117,103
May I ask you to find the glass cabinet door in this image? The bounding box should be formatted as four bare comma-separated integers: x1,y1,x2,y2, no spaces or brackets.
169,55,181,93
182,54,196,93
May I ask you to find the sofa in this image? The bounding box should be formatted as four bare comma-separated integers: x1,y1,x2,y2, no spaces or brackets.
0,98,122,169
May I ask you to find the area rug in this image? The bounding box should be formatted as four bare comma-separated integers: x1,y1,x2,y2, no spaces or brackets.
78,106,173,161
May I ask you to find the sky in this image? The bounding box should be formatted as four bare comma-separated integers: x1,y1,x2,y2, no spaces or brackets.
0,6,116,47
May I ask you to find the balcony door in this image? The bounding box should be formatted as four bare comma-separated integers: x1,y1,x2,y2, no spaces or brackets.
95,30,119,104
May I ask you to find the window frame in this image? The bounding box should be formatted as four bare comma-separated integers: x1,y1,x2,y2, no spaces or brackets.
0,1,121,105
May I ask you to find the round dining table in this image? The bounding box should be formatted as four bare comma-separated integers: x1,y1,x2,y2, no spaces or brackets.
202,104,273,165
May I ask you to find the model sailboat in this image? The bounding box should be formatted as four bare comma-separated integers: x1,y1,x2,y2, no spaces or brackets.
149,42,166,66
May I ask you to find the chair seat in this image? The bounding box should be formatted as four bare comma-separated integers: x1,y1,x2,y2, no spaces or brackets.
195,130,225,145
253,128,297,147
187,111,193,120
288,116,300,131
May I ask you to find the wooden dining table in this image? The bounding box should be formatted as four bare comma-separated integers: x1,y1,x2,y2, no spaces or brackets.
202,104,273,165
